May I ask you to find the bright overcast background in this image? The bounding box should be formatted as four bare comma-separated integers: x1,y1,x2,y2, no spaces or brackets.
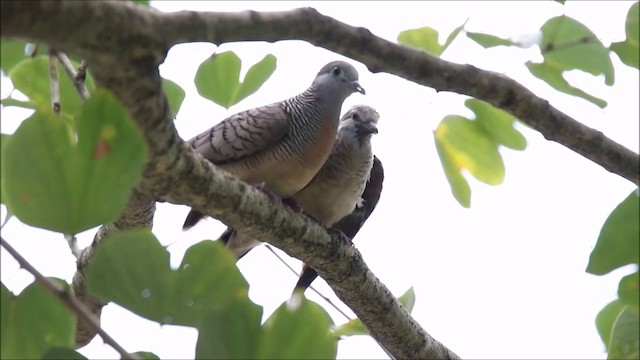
1,1,638,359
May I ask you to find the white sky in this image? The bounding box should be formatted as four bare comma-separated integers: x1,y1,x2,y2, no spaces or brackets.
1,1,638,359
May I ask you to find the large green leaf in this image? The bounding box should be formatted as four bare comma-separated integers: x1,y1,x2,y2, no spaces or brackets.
3,90,148,234
587,190,639,275
527,15,614,108
435,100,526,207
466,32,519,48
0,283,14,345
1,133,10,205
196,299,263,359
398,23,465,56
618,272,639,309
596,300,639,360
88,230,257,327
162,78,185,117
610,3,639,69
257,300,336,359
195,51,277,109
42,347,89,360
8,56,95,118
0,40,27,75
1,280,75,360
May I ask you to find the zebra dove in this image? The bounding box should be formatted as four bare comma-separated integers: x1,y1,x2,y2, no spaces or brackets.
183,61,365,230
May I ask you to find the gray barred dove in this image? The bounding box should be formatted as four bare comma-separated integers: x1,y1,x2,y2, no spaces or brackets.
219,105,380,259
292,154,384,295
182,61,365,230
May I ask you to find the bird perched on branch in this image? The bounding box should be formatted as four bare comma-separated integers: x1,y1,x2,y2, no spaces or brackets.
218,105,381,261
292,155,384,295
182,61,365,231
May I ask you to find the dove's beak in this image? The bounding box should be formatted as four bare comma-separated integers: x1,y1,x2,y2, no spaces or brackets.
351,81,366,95
357,121,378,135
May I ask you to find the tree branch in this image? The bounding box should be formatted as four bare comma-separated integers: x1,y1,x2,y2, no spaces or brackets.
1,1,637,184
1,1,636,359
0,237,140,360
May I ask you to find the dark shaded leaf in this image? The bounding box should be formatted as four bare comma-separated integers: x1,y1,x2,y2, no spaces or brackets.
42,347,88,360
618,272,639,309
3,91,148,234
196,299,263,359
128,352,159,360
1,280,75,359
257,300,336,359
1,40,27,75
88,230,255,327
587,190,639,275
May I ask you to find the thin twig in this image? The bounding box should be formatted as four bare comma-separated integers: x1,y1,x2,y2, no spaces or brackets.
264,244,395,359
76,60,88,82
0,236,140,360
264,244,351,320
55,51,90,101
64,233,81,260
48,48,60,113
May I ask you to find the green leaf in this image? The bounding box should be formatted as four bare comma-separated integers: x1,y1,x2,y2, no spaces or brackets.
435,116,505,184
596,300,640,359
435,139,471,207
332,317,369,338
1,280,75,360
526,62,607,108
196,299,263,359
541,16,614,84
257,300,337,359
554,0,566,5
131,0,150,5
9,56,95,117
528,15,614,107
434,100,526,207
195,51,276,109
162,78,185,117
3,90,148,234
1,134,10,205
467,32,519,48
42,347,89,360
398,24,464,56
587,190,639,275
88,230,256,327
610,3,639,69
618,272,640,309
129,352,159,360
0,97,35,109
1,40,27,75
0,283,14,344
398,287,416,313
465,99,527,150
235,54,277,102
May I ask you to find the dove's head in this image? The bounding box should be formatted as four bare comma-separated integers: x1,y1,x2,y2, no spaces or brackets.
312,61,365,100
339,105,379,141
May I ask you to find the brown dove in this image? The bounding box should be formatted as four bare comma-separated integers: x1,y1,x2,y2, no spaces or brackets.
183,61,365,230
219,105,380,259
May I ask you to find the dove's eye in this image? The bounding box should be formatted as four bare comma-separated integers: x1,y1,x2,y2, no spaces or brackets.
351,112,360,121
331,66,342,77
